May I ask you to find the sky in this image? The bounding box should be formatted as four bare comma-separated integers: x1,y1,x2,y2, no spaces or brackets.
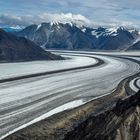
0,0,140,28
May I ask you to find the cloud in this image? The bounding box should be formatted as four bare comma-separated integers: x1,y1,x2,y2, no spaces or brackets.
0,13,92,27
39,13,91,26
0,14,33,26
0,11,139,29
0,0,140,28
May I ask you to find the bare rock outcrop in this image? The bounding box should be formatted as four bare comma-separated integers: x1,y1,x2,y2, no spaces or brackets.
64,90,140,140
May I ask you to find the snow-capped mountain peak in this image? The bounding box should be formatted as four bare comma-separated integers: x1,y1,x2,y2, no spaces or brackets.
106,27,117,33
50,21,59,26
17,22,140,51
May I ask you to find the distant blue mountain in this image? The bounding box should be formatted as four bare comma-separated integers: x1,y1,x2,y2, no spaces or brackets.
1,26,24,33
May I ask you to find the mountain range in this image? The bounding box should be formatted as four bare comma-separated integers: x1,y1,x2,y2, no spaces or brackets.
17,22,140,51
0,29,62,62
1,25,24,33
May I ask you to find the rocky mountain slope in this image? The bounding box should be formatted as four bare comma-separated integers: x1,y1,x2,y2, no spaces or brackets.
128,41,140,50
17,22,140,51
64,90,140,140
0,29,61,62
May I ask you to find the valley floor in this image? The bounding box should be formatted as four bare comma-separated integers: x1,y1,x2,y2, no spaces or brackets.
0,51,139,140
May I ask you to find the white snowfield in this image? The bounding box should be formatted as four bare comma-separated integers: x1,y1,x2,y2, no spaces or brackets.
0,55,97,80
137,79,140,89
49,50,140,56
129,77,140,92
0,51,139,139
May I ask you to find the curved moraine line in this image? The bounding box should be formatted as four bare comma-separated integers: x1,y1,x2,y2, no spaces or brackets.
0,52,139,139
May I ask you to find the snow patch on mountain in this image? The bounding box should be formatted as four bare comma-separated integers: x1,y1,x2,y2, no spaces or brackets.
50,21,59,26
91,27,119,38
91,30,100,38
81,28,86,32
36,24,42,30
106,27,118,36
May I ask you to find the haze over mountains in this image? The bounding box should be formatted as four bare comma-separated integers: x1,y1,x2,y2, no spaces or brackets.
0,29,61,62
17,22,140,51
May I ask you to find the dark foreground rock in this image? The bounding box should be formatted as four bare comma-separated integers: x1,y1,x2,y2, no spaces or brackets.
64,90,140,140
0,29,62,62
